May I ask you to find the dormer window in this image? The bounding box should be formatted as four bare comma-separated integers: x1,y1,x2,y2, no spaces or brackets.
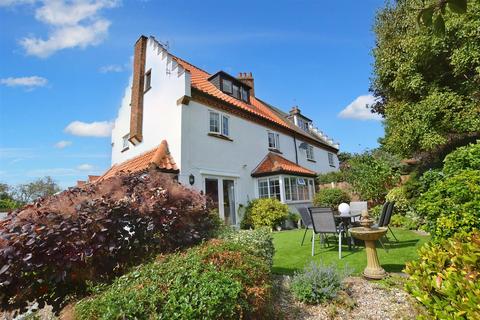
297,118,310,131
211,72,250,103
221,79,232,94
241,87,248,101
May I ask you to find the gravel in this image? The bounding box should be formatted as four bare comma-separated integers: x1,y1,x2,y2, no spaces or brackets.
272,275,427,320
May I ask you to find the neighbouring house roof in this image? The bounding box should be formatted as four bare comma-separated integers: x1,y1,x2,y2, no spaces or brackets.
168,51,338,153
98,140,178,181
88,175,100,183
251,152,317,178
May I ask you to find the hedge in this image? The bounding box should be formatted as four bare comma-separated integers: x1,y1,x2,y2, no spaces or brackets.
0,170,218,312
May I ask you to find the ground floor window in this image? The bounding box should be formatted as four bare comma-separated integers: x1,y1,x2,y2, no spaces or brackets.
284,176,315,201
258,177,281,200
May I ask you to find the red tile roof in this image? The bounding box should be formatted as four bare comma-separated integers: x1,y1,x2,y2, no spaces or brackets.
98,140,178,181
251,152,317,177
171,55,337,151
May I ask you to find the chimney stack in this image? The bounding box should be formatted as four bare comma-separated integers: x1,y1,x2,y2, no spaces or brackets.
237,72,254,97
289,106,301,116
129,35,148,145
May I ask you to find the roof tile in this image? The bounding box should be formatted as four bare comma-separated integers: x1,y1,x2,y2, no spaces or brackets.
98,140,178,181
251,152,317,177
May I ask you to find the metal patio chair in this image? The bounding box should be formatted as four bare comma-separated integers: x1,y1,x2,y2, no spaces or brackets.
349,201,368,225
309,207,344,259
382,202,398,242
298,206,313,246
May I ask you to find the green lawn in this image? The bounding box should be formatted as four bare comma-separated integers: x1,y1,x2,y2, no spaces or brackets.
272,228,429,275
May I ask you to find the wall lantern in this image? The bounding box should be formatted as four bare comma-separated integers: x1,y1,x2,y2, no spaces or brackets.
189,174,195,185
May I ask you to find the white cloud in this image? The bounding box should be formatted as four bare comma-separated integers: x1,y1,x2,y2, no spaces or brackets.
15,0,120,58
0,76,47,87
64,120,113,137
76,163,94,171
99,64,123,73
338,94,383,121
54,140,72,148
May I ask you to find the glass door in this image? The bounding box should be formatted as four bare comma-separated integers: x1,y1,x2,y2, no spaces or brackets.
204,176,237,226
223,179,236,225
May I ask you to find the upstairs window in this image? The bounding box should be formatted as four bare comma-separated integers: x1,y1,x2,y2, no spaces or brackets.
232,84,240,99
144,69,152,92
209,111,220,133
297,117,309,131
268,132,280,150
209,111,230,137
222,79,232,94
328,152,335,167
306,145,314,160
122,134,130,150
222,115,229,136
241,87,249,102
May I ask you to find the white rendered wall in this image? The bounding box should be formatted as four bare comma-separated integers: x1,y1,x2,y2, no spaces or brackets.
111,38,190,168
178,100,339,221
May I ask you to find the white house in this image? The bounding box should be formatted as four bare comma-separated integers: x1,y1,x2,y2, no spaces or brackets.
99,35,340,226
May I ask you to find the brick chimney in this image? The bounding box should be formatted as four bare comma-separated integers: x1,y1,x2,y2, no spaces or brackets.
289,106,301,116
237,72,254,97
129,35,148,145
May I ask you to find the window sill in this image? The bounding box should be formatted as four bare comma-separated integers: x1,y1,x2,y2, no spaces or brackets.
208,132,233,141
329,164,336,167
285,200,313,204
121,147,129,153
144,86,151,94
268,148,282,154
307,159,316,163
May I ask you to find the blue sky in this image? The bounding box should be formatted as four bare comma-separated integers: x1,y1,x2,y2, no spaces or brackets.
0,0,385,188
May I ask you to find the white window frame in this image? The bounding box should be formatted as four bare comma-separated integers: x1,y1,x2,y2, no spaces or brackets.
267,131,280,150
328,152,335,167
209,111,220,133
283,176,314,202
306,145,314,161
257,176,281,201
209,110,230,137
122,134,130,150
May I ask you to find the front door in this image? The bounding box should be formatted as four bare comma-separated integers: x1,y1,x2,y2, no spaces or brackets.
204,177,237,225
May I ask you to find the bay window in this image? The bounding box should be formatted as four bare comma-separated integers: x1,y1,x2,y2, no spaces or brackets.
284,176,315,201
257,177,281,200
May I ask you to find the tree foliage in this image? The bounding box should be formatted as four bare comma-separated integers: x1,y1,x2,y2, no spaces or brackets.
371,0,480,159
344,150,401,203
14,176,61,204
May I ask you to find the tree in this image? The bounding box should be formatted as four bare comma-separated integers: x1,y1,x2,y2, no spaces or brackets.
344,150,401,203
14,176,61,204
371,0,480,160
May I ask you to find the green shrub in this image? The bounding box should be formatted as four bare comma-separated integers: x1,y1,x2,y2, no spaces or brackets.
240,200,255,229
385,186,409,215
390,214,422,230
345,151,400,203
75,240,271,320
316,171,345,184
0,198,20,211
416,170,480,240
405,231,480,319
369,204,383,220
443,140,480,176
291,261,348,304
250,198,289,229
220,227,275,268
313,188,350,210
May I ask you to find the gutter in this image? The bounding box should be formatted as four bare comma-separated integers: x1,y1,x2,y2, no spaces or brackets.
293,134,299,164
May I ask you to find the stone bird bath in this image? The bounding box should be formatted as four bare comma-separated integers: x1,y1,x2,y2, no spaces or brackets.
349,211,388,280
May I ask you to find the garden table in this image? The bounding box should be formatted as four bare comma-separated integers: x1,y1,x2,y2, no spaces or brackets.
334,212,361,250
